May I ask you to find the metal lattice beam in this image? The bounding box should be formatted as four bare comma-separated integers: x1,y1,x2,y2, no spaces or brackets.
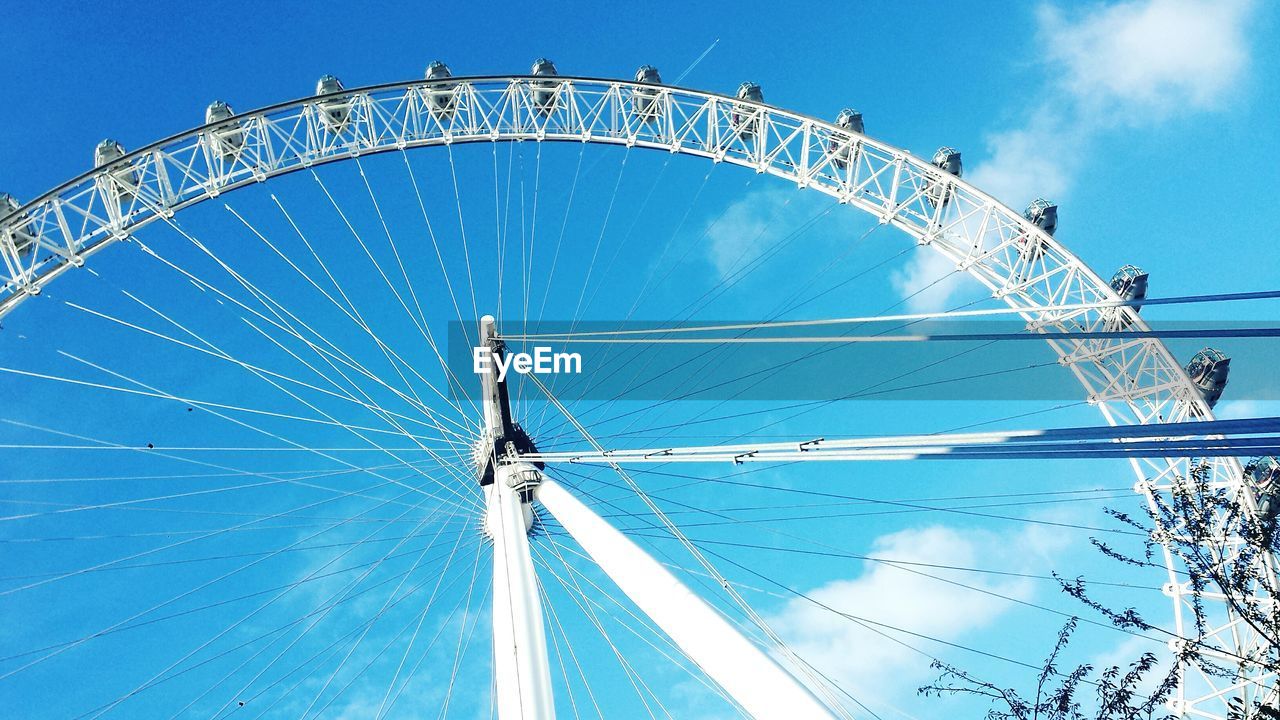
1,74,1274,717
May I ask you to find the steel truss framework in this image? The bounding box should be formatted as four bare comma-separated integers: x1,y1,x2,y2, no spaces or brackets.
0,74,1274,717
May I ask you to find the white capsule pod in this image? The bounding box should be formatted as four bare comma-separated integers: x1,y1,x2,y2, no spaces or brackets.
0,192,36,254
1247,457,1280,529
1024,198,1058,236
631,65,664,122
1185,347,1230,409
925,147,962,208
1107,264,1149,329
1017,197,1057,260
1109,264,1149,307
315,75,352,133
829,108,864,170
95,139,139,202
732,82,764,139
424,60,457,119
530,58,560,116
204,100,244,161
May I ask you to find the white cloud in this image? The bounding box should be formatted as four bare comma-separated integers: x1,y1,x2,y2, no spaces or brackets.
1212,399,1280,420
890,248,967,315
1039,0,1252,119
705,189,795,279
967,113,1080,212
894,0,1254,312
769,523,1069,706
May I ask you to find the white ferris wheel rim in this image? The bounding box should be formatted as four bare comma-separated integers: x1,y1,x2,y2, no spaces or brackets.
0,72,1273,717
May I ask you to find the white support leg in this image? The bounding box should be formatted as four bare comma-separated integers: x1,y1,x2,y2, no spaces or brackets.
488,464,556,720
536,478,835,720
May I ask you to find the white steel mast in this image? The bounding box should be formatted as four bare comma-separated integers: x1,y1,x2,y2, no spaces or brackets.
478,315,556,720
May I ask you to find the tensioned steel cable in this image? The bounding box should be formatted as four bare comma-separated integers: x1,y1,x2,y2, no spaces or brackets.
504,287,1280,341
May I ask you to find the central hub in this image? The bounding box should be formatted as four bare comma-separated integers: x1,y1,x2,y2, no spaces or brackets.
476,315,543,486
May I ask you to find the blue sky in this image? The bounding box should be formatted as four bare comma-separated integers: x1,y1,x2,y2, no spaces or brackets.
1,1,1277,718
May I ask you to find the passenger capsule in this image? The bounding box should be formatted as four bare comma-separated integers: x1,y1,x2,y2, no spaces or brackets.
0,193,35,254
1185,347,1230,409
830,109,864,170
1248,457,1280,527
205,100,244,160
531,58,560,115
95,138,126,167
925,147,962,208
1110,265,1149,307
95,139,139,201
424,60,457,119
632,65,664,121
1016,198,1057,260
732,82,764,139
1108,264,1149,328
932,147,963,176
315,75,351,133
1024,198,1058,237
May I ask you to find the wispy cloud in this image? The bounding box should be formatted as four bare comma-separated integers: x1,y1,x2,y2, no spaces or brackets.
769,522,1069,709
1039,0,1252,118
895,0,1255,312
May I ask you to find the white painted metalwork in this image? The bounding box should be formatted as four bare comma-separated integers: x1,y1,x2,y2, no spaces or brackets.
537,478,836,719
1,74,1274,717
487,469,556,720
480,315,556,719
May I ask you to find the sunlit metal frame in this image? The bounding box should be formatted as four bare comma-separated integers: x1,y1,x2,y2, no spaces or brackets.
1,74,1274,717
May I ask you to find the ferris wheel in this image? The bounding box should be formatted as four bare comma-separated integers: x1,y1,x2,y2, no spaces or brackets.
0,60,1276,719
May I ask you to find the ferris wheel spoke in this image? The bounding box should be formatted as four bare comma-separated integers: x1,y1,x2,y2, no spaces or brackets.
181,528,480,720
261,189,476,428
521,155,674,427
209,533,483,720
5,524,476,695
315,164,478,416
74,487,458,720
291,498,467,720
171,514,475,719
236,312,477,450
531,254,992,454
68,269,485,497
106,247,472,450
0,419,441,520
534,143,585,325
531,374,850,714
0,356,444,446
0,460,449,601
538,531,767,715
50,348,480,511
529,540,667,719
529,147,634,445
444,144,482,330
370,514,485,720
527,142,589,435
560,461,1141,539
535,576,586,720
525,162,728,441
435,554,494,720
513,143,541,422
133,221,476,446
377,546,489,720
63,288,458,439
400,148,475,358
0,476,435,689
